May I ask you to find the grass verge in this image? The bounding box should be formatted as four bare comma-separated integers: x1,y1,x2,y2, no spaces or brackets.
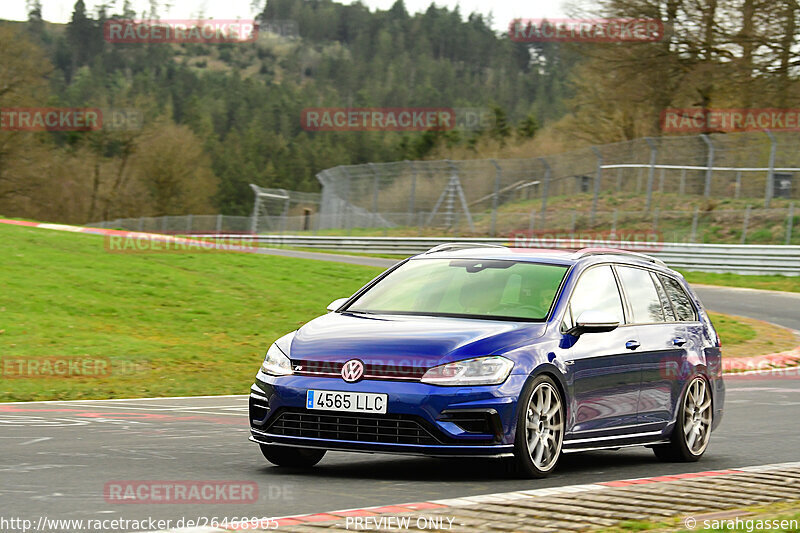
709,312,798,357
0,224,382,402
1,224,794,402
681,271,800,294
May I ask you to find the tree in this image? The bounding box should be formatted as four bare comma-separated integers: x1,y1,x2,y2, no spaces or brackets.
0,26,54,216
132,120,218,216
26,0,44,35
517,114,539,139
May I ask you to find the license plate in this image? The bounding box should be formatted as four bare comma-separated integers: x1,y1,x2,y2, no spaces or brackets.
306,390,388,414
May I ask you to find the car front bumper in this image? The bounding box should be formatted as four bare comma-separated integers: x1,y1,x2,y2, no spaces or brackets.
248,372,528,457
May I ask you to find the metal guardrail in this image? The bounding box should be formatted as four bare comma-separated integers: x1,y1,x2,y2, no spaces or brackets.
194,234,800,276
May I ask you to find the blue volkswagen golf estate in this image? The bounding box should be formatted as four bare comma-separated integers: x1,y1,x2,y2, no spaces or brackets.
249,245,724,477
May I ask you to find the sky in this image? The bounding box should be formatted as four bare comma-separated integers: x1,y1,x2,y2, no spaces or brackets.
0,0,570,33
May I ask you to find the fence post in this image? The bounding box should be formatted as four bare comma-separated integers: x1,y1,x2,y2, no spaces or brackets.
407,160,416,226
216,214,223,233
529,210,536,233
591,147,602,224
764,129,776,207
161,216,168,234
787,202,795,245
369,163,379,228
490,159,502,237
653,208,659,231
342,168,352,232
735,171,742,199
690,207,700,243
659,167,665,193
636,166,643,193
137,218,144,232
700,134,714,198
248,184,261,234
610,209,618,239
616,167,623,192
679,168,686,196
741,205,751,244
539,158,551,228
186,214,193,234
645,137,657,211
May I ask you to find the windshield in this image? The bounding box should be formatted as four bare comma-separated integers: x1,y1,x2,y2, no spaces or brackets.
346,259,568,321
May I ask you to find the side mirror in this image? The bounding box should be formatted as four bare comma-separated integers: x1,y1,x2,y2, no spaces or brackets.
326,297,349,312
569,310,620,336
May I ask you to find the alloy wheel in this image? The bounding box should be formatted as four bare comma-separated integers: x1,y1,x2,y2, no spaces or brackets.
525,381,564,471
683,377,712,455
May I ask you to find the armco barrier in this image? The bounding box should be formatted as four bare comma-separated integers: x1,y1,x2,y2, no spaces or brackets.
192,234,800,276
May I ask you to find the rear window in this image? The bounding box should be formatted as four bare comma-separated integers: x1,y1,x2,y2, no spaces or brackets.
652,273,677,321
616,266,665,324
659,275,697,321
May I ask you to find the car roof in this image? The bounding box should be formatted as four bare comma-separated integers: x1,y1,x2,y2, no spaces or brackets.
413,244,670,272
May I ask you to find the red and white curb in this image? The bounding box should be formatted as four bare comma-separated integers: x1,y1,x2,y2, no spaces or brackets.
145,462,800,532
724,348,800,378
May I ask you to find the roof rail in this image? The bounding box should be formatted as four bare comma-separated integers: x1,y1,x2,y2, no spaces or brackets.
571,247,666,266
424,242,507,254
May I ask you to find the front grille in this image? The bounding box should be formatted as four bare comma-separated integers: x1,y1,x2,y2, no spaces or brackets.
292,359,427,381
266,409,440,445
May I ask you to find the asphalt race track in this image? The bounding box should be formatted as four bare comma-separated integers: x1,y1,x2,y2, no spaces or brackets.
2,379,799,526
693,284,800,332
3,253,799,527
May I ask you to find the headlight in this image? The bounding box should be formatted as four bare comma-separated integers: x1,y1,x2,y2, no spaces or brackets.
421,356,513,386
261,343,293,376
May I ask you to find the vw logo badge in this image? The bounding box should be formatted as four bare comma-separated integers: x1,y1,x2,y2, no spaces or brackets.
341,359,364,383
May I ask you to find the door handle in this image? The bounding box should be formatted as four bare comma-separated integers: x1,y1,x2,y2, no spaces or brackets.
625,340,641,350
673,337,687,347
564,360,575,366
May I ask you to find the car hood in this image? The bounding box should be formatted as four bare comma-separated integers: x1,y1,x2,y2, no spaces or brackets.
289,311,547,368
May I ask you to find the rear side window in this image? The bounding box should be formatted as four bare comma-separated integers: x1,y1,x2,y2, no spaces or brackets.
652,273,677,321
566,265,625,329
616,266,665,324
659,275,697,321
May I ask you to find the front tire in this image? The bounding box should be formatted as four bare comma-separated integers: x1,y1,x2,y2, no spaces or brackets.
653,376,712,462
259,444,326,467
509,375,565,478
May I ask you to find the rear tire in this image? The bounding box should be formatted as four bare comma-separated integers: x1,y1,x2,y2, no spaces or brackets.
509,374,565,478
653,376,712,462
259,444,326,467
